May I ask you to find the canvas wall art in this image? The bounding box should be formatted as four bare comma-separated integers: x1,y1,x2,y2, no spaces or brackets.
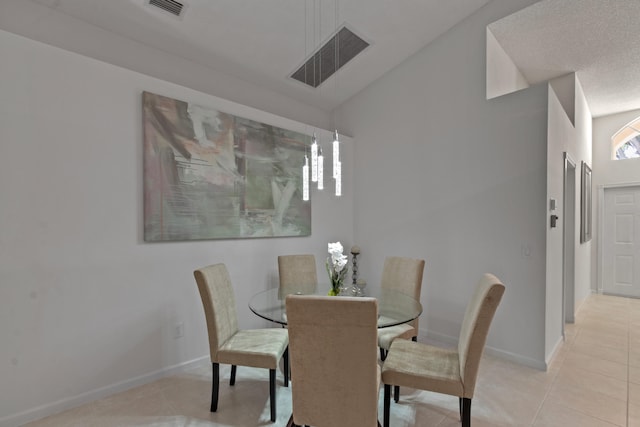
143,91,311,241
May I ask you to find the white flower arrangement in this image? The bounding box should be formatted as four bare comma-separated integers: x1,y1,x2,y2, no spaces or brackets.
326,241,349,296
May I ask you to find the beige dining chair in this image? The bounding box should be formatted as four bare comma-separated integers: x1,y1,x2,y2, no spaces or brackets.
381,273,505,427
194,263,289,422
277,254,318,297
285,295,381,427
378,256,425,361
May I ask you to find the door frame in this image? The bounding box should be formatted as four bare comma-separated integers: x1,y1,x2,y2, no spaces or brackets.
598,181,640,293
562,152,577,332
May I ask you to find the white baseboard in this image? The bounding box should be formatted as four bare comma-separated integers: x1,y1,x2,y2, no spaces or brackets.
545,336,564,369
0,355,209,427
422,331,547,371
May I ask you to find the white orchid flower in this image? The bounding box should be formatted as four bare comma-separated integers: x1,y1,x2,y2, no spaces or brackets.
326,241,349,295
328,242,344,258
333,254,348,272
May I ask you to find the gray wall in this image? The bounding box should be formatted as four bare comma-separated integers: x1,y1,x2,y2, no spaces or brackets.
545,74,592,363
0,29,353,425
0,0,333,132
337,0,548,367
0,0,599,423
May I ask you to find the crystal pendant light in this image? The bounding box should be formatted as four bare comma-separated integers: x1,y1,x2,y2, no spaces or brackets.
332,130,341,196
311,133,318,182
335,160,341,196
302,154,310,201
317,147,324,190
332,130,339,178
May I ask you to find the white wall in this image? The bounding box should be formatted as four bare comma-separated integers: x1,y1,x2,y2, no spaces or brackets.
574,80,593,301
593,108,640,291
545,79,574,363
0,0,333,132
544,74,592,363
0,30,353,426
337,0,547,368
486,28,528,100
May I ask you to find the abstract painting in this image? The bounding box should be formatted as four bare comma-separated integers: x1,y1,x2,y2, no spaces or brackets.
143,91,311,241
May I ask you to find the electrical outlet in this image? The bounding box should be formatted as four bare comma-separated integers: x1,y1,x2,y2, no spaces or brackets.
175,322,184,339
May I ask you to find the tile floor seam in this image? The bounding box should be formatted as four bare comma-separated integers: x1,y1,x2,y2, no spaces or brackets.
628,307,631,427
529,326,575,426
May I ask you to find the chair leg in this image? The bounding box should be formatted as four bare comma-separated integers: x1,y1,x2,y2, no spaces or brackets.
383,384,391,427
461,397,471,427
269,369,276,422
459,397,463,420
286,414,308,427
412,336,417,342
230,365,237,386
394,385,399,403
380,348,387,361
283,347,289,387
211,362,219,412
286,414,301,427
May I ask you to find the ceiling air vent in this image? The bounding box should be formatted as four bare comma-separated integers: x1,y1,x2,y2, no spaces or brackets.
147,0,185,17
291,26,369,88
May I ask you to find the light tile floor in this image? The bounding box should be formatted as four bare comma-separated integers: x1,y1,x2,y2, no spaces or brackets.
23,294,640,426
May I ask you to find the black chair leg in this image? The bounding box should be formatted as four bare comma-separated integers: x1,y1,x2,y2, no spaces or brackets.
459,397,463,420
283,347,289,387
211,362,219,412
380,348,387,361
383,384,391,427
230,365,237,386
412,336,417,342
461,397,471,427
270,369,276,422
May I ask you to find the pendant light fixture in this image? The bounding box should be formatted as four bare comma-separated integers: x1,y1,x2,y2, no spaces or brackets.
334,137,341,197
300,0,344,201
302,153,310,201
317,147,324,190
311,133,318,182
332,0,342,196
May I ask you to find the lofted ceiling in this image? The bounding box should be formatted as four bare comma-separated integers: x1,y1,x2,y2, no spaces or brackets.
489,0,640,118
25,0,491,112
2,0,639,118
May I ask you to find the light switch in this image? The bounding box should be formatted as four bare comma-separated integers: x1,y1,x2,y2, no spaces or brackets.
549,198,556,211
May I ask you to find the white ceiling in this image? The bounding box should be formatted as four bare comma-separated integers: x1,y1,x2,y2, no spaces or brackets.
489,0,640,118
27,0,490,111
9,0,640,118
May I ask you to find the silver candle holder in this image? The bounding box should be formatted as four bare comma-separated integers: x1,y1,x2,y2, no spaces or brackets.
350,245,362,295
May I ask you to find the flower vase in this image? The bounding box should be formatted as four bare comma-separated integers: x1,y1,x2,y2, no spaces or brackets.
325,243,348,296
328,279,344,296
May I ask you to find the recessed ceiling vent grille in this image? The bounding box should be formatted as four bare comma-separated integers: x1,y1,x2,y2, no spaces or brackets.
291,26,369,88
147,0,185,17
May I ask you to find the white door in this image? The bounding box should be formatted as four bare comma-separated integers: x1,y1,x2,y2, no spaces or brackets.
603,186,640,297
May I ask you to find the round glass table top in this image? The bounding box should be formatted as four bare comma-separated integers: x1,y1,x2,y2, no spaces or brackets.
248,286,422,328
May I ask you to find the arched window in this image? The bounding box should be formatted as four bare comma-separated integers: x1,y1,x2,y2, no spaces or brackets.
612,116,640,160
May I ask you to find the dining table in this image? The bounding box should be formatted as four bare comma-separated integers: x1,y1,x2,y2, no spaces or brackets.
248,286,423,328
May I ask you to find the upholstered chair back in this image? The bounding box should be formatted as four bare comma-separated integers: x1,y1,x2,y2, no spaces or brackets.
194,263,240,362
286,295,380,427
457,273,505,397
278,254,317,297
380,256,425,334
